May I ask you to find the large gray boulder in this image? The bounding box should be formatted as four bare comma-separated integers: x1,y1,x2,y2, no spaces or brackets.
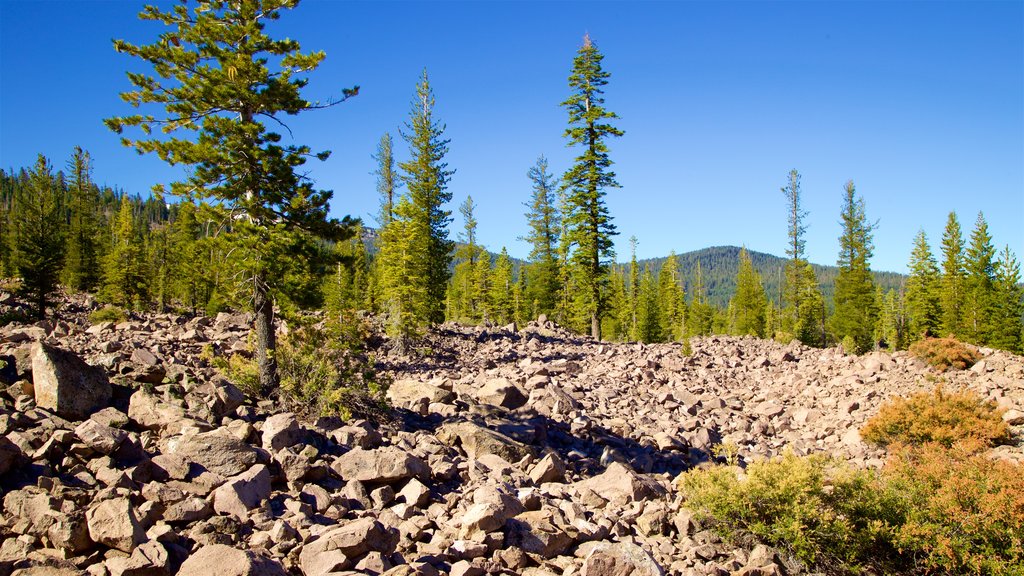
32,342,111,420
298,518,398,576
212,464,271,519
331,447,428,484
166,430,258,477
86,497,146,553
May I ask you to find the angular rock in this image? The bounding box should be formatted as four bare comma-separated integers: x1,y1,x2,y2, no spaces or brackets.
475,378,528,410
87,497,146,552
575,462,661,504
129,390,189,432
75,419,129,455
436,421,532,462
580,542,664,576
166,430,258,477
107,540,172,576
530,452,567,484
298,518,399,576
261,412,303,452
178,544,286,576
31,342,111,420
331,446,428,484
386,378,455,407
212,464,271,519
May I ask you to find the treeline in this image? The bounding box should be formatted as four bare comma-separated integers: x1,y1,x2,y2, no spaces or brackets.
2,3,1021,368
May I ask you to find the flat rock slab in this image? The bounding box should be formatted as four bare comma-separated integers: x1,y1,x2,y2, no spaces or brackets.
331,446,428,484
178,544,286,576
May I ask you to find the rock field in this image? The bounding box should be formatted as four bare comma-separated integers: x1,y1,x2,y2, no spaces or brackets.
1,305,1022,576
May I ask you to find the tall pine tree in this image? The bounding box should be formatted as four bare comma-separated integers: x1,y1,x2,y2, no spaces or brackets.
64,147,100,292
963,212,996,344
373,132,399,227
905,229,941,340
397,69,454,325
992,245,1023,353
106,0,356,394
560,34,624,339
730,247,767,337
522,155,561,319
830,180,877,354
781,169,807,336
939,212,966,337
657,251,685,341
13,155,66,319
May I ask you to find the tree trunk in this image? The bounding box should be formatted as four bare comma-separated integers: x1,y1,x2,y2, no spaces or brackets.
591,312,601,341
254,273,278,396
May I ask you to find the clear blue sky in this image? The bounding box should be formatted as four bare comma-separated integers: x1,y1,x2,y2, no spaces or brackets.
2,0,1021,273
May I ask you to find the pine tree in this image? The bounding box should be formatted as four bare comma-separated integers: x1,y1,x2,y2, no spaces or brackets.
13,155,66,319
170,200,207,313
657,251,685,341
939,212,966,337
992,245,1023,353
796,263,827,347
148,223,172,311
560,34,624,339
730,247,767,337
378,197,427,339
63,147,100,292
627,236,640,340
963,212,996,344
473,251,491,321
489,248,515,325
876,288,907,350
781,169,807,335
522,155,561,319
373,132,399,227
397,69,454,325
831,180,878,354
106,0,356,394
449,195,482,321
635,266,662,343
687,261,715,336
102,195,147,308
905,229,941,341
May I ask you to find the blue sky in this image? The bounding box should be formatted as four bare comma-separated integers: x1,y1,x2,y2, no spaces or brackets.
1,0,1021,273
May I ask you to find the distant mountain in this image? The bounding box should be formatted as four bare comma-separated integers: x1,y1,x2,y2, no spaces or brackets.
630,246,905,310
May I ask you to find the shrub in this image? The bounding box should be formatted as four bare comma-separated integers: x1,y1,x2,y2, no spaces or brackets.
884,441,1024,575
677,451,899,572
910,336,980,371
89,305,127,324
861,386,1010,449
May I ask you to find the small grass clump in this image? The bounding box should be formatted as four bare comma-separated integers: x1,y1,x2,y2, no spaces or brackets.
861,386,1010,449
89,305,127,324
909,336,980,371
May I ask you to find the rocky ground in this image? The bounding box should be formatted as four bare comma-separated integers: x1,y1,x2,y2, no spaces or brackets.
1,297,1022,576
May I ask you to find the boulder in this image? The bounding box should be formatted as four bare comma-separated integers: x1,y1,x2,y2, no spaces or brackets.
86,497,146,552
530,452,567,484
261,412,303,452
436,421,532,462
575,462,662,504
475,378,528,410
31,342,111,420
106,540,172,576
178,544,286,576
75,419,129,455
298,518,399,576
386,378,455,407
212,464,271,519
331,446,428,484
129,390,189,432
580,542,664,576
166,430,258,477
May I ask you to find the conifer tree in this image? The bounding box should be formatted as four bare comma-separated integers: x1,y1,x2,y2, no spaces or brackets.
905,229,941,340
522,155,561,319
473,251,491,320
831,180,878,354
489,248,515,325
781,169,808,334
13,155,65,319
796,263,827,347
635,266,662,342
992,245,1023,353
627,236,640,340
730,247,767,337
687,261,715,336
940,212,966,337
657,251,685,341
604,266,629,341
106,0,356,394
963,212,996,344
170,200,206,313
64,147,100,292
378,197,427,339
148,223,173,311
102,195,148,308
876,288,907,350
449,195,482,321
374,132,399,227
560,34,624,339
397,69,454,325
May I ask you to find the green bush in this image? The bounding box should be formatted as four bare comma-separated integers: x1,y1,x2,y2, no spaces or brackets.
861,386,1010,449
88,305,127,324
677,451,899,572
910,336,980,371
679,447,1024,575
